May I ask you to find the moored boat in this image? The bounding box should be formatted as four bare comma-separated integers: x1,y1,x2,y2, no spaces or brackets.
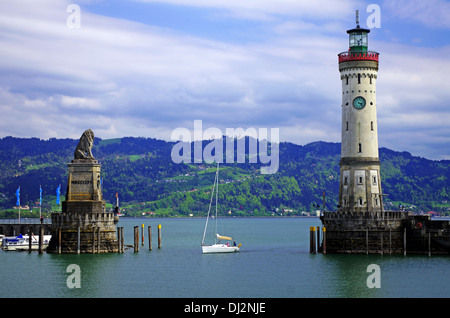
201,163,241,254
2,234,52,251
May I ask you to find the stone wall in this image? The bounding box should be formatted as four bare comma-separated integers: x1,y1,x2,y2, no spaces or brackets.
320,211,450,255
321,211,410,254
47,212,119,253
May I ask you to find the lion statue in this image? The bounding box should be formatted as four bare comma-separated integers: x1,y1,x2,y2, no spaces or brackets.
74,129,95,160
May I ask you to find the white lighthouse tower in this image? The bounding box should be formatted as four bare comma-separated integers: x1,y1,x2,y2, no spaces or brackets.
338,11,383,214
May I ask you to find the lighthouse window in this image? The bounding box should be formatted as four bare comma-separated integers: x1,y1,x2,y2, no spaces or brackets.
358,176,363,184
344,176,348,185
346,76,348,85
358,143,362,153
370,76,373,84
373,176,377,185
346,121,349,131
358,74,361,84
371,121,374,131
359,197,363,206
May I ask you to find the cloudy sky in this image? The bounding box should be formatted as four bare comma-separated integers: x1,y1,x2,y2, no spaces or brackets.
1,0,449,160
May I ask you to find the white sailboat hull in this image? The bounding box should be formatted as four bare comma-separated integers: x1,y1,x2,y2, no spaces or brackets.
202,244,239,254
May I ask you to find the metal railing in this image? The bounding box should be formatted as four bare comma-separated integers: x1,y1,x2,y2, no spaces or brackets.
338,51,379,63
0,218,52,224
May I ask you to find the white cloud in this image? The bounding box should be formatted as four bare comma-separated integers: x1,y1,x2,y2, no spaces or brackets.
135,0,359,20
383,0,450,29
0,0,449,160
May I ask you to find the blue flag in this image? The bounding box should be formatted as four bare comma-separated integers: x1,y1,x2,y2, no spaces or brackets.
56,184,61,205
16,187,20,206
39,186,42,206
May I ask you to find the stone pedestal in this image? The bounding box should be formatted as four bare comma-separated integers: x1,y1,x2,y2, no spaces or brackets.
47,159,119,253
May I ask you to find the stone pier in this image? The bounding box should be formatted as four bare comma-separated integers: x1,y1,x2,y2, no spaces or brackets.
47,129,119,253
320,211,450,255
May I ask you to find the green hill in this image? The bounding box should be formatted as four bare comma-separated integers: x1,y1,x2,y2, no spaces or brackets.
0,136,449,217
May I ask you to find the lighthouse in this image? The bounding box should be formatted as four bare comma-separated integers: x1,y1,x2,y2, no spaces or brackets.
318,11,450,255
337,10,383,214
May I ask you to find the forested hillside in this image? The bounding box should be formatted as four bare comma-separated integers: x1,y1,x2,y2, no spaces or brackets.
0,136,449,217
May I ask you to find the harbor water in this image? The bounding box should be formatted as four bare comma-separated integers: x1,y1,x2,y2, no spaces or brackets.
1,217,450,298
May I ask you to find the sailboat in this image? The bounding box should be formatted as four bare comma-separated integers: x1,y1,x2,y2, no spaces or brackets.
201,163,240,254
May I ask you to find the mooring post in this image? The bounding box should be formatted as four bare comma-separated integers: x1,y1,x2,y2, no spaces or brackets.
134,226,139,252
117,226,121,253
58,227,62,254
148,226,152,250
141,224,144,246
121,227,124,253
428,232,431,257
380,231,383,255
366,228,369,254
310,226,316,254
28,226,32,252
92,227,96,254
39,226,44,254
403,228,407,256
97,227,101,253
158,224,161,249
322,227,326,254
316,226,321,253
389,228,392,254
77,226,80,254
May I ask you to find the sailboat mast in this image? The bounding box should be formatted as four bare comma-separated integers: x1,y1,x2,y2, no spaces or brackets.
201,163,219,246
214,162,219,243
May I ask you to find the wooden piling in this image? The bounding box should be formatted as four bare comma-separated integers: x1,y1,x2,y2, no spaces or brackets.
92,227,96,253
310,226,316,254
428,232,431,257
316,226,321,253
389,228,392,254
39,226,44,254
121,227,124,253
322,227,326,254
134,226,139,252
148,226,152,250
403,228,407,256
77,226,80,254
380,231,383,255
158,224,161,249
58,227,62,254
366,228,369,254
97,227,101,253
117,227,122,253
117,227,120,253
142,224,144,246
28,227,32,252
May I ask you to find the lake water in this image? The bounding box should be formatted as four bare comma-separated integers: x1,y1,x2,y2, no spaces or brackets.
1,217,450,299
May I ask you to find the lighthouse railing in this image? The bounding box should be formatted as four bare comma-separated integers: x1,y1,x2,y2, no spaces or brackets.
338,51,379,63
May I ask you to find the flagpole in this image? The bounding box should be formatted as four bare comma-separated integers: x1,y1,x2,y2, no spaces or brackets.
39,185,42,220
56,184,61,213
16,186,20,224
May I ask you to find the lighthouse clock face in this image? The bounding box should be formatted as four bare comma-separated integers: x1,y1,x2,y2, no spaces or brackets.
353,96,366,109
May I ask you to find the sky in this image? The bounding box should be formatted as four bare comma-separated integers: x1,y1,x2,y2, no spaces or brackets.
0,0,450,160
